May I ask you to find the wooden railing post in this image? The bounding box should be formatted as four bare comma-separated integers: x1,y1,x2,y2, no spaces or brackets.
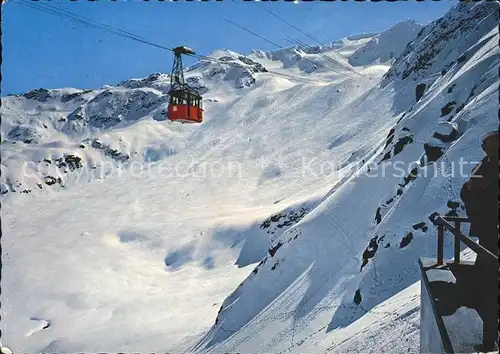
454,220,461,264
437,223,444,265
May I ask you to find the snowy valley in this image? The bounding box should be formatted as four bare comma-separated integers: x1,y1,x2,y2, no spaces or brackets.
1,1,499,352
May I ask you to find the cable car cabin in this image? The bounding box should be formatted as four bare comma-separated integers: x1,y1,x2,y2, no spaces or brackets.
167,45,203,123
167,89,203,124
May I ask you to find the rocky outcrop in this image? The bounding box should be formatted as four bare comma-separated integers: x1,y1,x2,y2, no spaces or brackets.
7,124,49,144
383,1,499,82
260,208,309,235
415,83,426,102
91,139,130,162
22,88,51,102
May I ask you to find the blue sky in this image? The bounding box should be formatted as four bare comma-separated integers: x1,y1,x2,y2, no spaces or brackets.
2,0,455,95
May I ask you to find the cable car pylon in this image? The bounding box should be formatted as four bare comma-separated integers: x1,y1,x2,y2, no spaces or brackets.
167,46,203,124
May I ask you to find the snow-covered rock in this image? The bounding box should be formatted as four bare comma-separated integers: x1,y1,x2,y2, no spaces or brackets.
349,20,424,66
383,1,498,82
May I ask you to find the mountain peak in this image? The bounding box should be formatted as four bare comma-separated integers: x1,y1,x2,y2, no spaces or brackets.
383,0,499,82
348,19,424,66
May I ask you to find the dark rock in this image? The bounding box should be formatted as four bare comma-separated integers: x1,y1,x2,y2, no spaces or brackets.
400,232,413,248
400,167,419,187
91,139,104,149
447,201,460,209
60,90,92,103
380,151,392,163
269,242,283,257
397,189,403,196
424,143,444,163
64,155,83,171
396,112,406,124
67,106,86,122
412,221,427,231
429,212,440,224
147,72,162,81
215,306,223,325
360,235,379,271
236,76,256,89
360,258,368,271
440,101,457,117
447,84,456,93
415,83,426,102
455,103,466,114
91,139,129,162
23,88,51,102
45,177,56,186
237,56,267,72
44,176,62,186
353,289,362,305
260,208,308,231
467,85,476,100
394,135,414,156
457,54,467,64
433,128,458,143
375,207,382,224
385,243,391,248
384,128,396,149
271,261,280,270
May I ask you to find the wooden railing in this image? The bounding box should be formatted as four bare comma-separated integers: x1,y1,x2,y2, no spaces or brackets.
433,215,498,352
434,216,498,265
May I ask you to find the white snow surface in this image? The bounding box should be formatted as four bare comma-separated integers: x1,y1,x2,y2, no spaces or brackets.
1,2,498,353
349,20,424,67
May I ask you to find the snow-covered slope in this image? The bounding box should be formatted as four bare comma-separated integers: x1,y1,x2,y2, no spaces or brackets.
349,20,424,66
192,2,499,352
1,2,498,352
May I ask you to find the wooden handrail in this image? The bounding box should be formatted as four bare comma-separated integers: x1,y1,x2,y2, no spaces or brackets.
435,216,498,264
441,216,470,223
433,215,499,352
418,259,454,354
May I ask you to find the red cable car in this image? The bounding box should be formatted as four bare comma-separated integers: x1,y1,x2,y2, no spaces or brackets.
167,46,204,124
